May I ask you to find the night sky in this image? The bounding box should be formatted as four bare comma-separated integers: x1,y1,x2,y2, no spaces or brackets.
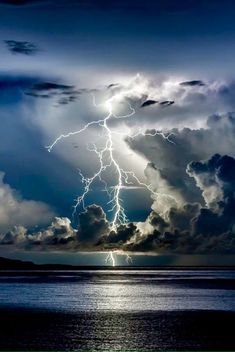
1,0,235,265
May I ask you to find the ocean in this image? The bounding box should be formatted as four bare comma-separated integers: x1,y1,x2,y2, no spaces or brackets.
0,269,235,350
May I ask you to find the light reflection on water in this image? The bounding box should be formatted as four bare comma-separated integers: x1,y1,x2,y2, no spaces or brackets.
0,270,235,312
0,270,235,350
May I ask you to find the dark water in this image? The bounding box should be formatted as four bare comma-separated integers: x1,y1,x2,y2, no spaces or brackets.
0,269,235,350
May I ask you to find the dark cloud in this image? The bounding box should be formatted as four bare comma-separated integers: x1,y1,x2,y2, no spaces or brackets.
0,88,235,255
187,154,235,236
134,153,235,254
14,109,228,254
159,100,174,106
141,99,158,108
148,211,168,232
0,74,84,106
0,0,49,6
0,205,110,250
98,222,140,250
107,83,120,89
1,154,235,255
25,82,80,105
4,40,38,55
180,80,206,87
30,82,73,91
26,82,75,96
0,0,32,5
168,203,200,232
77,204,110,244
25,81,95,105
125,230,161,252
121,113,235,254
0,75,74,94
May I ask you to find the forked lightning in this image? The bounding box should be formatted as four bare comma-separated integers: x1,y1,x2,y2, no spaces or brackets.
47,75,174,266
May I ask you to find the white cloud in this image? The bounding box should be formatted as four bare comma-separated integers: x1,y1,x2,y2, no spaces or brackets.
0,172,54,232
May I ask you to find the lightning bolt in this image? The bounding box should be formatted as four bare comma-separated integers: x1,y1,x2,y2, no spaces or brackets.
46,75,174,265
104,251,133,267
105,251,116,267
125,253,133,265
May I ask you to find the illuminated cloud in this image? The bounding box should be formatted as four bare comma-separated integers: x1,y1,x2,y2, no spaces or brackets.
0,172,54,233
1,0,235,261
2,150,235,255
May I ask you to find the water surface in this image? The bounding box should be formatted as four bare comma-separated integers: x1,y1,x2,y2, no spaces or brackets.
0,269,235,312
0,269,235,350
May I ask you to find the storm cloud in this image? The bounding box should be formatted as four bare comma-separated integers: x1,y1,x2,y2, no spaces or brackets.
77,204,110,245
1,110,235,254
1,0,235,265
2,150,235,255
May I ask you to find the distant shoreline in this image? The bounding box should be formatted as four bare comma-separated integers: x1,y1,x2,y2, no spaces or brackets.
0,256,235,271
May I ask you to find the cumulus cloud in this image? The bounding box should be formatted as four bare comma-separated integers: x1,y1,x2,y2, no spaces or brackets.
1,151,235,255
0,217,77,249
0,205,110,250
0,225,27,245
99,76,235,131
122,153,235,254
94,113,235,255
25,74,235,172
1,72,235,255
45,75,233,142
126,112,235,205
187,154,235,236
0,172,54,232
97,222,140,250
1,112,235,254
78,204,110,244
27,217,77,248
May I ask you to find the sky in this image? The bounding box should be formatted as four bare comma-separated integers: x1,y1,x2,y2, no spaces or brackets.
0,0,235,265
